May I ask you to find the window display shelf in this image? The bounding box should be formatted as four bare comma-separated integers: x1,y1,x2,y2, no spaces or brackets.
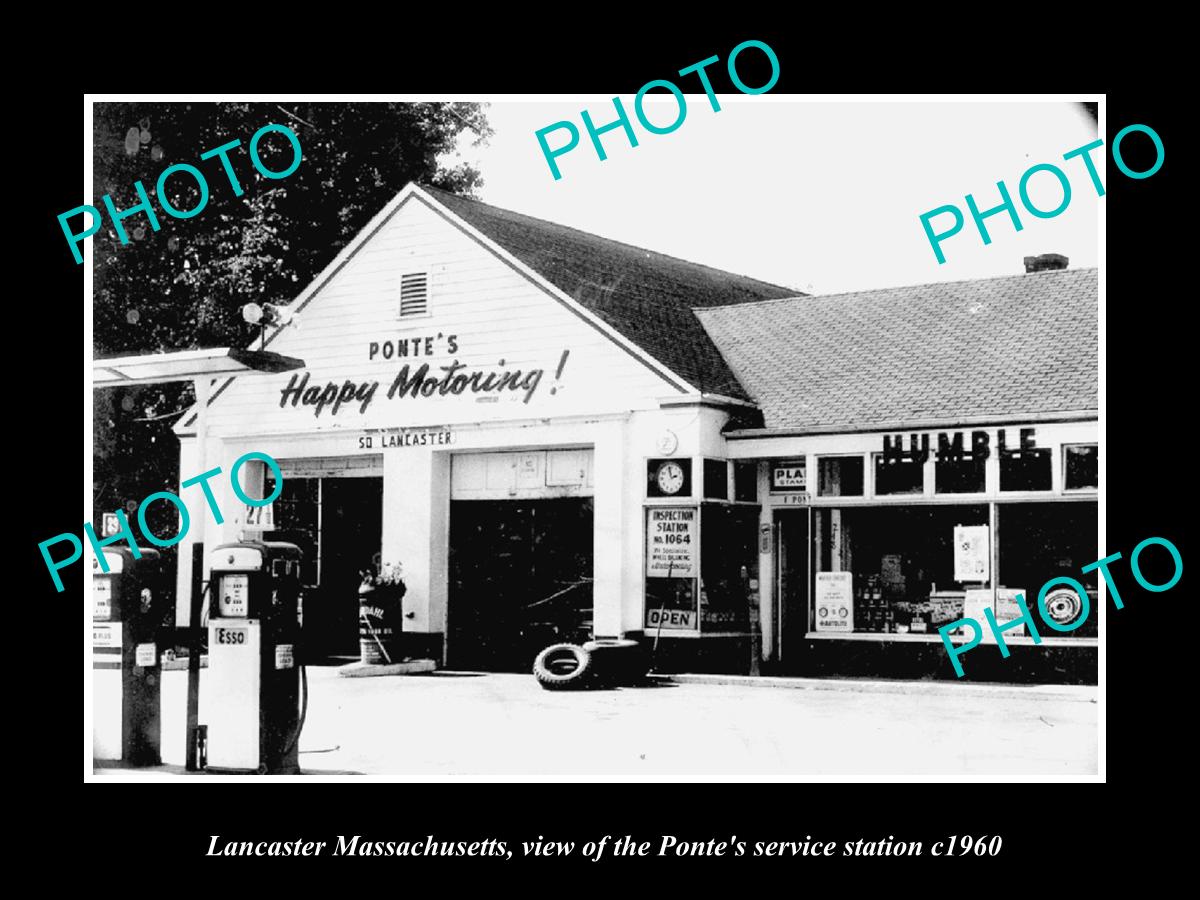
803,631,1097,647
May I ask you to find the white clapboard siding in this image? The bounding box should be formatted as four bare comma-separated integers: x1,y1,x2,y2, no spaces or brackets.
201,192,684,436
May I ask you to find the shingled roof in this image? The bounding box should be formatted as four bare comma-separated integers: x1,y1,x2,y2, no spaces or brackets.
423,186,800,400
695,267,1098,431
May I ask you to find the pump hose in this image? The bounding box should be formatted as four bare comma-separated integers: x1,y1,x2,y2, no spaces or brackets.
280,663,308,764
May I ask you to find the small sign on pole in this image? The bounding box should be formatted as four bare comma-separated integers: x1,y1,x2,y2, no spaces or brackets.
102,512,120,537
243,503,275,530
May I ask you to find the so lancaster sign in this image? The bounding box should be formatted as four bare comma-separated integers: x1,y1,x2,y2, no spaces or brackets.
278,333,572,418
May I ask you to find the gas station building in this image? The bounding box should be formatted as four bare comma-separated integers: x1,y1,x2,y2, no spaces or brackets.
173,183,1099,682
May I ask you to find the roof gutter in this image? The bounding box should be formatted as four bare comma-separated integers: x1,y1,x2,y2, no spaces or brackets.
724,409,1098,439
659,392,761,410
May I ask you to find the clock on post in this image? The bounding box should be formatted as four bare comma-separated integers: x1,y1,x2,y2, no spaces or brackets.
647,458,692,498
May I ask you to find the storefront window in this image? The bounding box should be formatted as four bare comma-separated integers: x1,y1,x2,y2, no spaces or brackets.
818,456,864,497
1064,444,1098,490
643,503,760,635
703,459,729,500
997,501,1098,637
935,450,986,493
873,453,924,495
733,461,758,502
645,575,696,632
700,504,758,631
1000,447,1052,491
645,506,699,632
815,504,989,634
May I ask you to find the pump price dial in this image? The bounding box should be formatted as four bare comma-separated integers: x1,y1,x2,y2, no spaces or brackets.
219,575,249,617
93,577,112,621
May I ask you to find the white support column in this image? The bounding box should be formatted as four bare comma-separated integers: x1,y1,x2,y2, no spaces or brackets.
381,450,449,643
232,456,266,536
429,453,450,644
213,442,245,549
757,461,775,661
985,428,1001,495
1049,433,1065,494
593,421,626,638
174,437,199,628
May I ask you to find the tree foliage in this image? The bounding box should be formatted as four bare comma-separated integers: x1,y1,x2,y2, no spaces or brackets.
92,102,492,536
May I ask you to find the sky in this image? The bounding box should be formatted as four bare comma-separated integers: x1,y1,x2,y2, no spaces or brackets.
441,99,1100,296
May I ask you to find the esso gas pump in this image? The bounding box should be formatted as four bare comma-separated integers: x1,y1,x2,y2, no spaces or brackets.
92,546,165,766
206,541,304,774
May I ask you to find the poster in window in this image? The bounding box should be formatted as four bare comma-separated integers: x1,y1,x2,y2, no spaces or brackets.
953,524,990,583
963,589,994,640
814,571,853,632
994,588,1027,637
646,508,697,578
960,589,1027,641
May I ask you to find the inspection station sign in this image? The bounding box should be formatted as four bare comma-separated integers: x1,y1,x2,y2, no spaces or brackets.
646,507,697,578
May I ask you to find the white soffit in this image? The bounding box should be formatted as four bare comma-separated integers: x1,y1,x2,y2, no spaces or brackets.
93,348,306,387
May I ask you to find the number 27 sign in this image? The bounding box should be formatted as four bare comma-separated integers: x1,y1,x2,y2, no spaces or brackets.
243,503,274,529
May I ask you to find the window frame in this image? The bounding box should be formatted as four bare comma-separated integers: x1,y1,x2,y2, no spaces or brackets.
817,453,866,498
1062,442,1099,493
702,457,730,501
998,446,1054,494
871,451,926,497
933,448,988,496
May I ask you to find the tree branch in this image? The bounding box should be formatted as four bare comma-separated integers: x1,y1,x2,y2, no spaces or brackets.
132,408,191,422
445,104,487,137
275,104,317,130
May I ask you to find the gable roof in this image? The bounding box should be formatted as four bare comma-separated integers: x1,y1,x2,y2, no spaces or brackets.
421,186,800,401
177,183,799,432
695,267,1098,432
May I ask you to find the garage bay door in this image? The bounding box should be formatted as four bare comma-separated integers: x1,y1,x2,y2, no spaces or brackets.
450,449,593,500
448,449,595,672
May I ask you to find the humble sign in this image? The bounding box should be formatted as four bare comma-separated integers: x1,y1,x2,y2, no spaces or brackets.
882,428,1037,462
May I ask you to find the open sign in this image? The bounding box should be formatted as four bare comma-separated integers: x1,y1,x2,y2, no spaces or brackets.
646,608,695,630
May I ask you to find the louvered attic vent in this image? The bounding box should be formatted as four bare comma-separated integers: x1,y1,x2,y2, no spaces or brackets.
399,272,429,317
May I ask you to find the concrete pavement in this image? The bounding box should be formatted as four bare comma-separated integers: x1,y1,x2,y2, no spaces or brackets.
102,667,1098,777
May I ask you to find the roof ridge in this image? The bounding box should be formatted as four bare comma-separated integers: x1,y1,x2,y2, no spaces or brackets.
695,266,1099,313
419,183,803,297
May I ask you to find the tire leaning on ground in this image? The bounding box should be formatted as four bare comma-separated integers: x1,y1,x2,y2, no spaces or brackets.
532,643,593,691
582,639,648,686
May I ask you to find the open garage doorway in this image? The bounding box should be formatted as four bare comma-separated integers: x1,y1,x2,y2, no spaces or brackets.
267,464,383,662
448,497,594,672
